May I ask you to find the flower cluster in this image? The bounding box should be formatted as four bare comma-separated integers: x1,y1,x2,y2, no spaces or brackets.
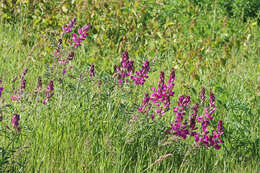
114,51,134,85
70,25,91,48
114,51,151,86
137,69,175,118
0,87,3,97
151,70,175,116
170,95,191,139
62,18,76,33
43,80,54,104
34,76,42,93
131,60,150,85
192,91,224,149
0,78,3,97
136,69,224,149
168,89,224,150
55,19,91,74
138,93,151,113
89,64,95,77
6,114,20,133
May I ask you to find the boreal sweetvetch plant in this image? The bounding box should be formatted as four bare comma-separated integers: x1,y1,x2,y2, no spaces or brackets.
131,69,224,150
0,18,92,171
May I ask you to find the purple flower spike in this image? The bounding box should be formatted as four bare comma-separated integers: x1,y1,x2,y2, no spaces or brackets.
0,87,3,97
62,18,76,33
62,69,67,74
68,52,75,61
200,87,205,104
138,93,151,112
131,60,150,85
114,51,135,84
217,120,224,134
20,79,26,92
82,25,91,31
43,80,54,104
89,64,95,77
12,114,20,128
168,69,175,87
48,81,54,91
69,24,90,48
158,72,165,88
209,92,215,110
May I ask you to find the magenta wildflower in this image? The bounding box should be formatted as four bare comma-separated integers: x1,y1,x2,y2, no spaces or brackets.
167,87,224,149
0,87,3,97
62,69,67,74
137,69,175,117
200,87,205,104
189,103,198,130
138,93,151,113
9,114,21,133
151,114,155,120
48,81,54,91
20,68,28,80
150,69,175,116
131,60,150,85
69,25,90,48
89,64,95,77
114,51,134,84
170,95,191,139
43,80,54,104
68,52,75,60
12,114,20,128
62,18,76,33
20,79,26,93
217,120,224,135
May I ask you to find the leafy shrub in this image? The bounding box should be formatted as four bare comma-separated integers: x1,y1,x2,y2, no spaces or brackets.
190,0,260,20
219,0,260,20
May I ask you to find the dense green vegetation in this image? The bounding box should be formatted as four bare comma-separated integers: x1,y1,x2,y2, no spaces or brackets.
0,0,259,172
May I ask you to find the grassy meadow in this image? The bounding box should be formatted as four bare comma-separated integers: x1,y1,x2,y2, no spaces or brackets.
0,0,259,172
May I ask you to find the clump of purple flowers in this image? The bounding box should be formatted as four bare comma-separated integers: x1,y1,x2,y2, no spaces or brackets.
168,89,224,150
6,114,20,133
131,60,150,86
62,18,76,33
114,51,134,85
151,70,175,116
114,51,151,85
0,87,3,97
138,93,152,113
138,69,175,117
54,18,91,74
89,64,95,77
70,25,91,48
170,95,191,139
137,69,224,150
